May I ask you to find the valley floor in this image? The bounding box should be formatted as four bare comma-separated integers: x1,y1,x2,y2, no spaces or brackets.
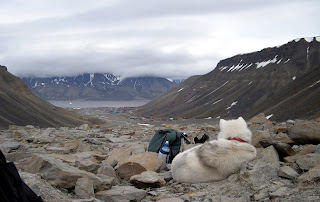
0,108,319,201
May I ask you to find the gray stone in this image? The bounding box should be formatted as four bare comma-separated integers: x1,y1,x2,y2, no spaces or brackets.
315,144,320,154
295,153,320,171
0,141,20,151
288,120,320,144
278,166,299,179
95,186,146,202
270,187,292,198
157,198,184,202
21,154,101,189
262,146,280,167
74,178,95,198
19,171,71,201
97,163,118,179
71,198,103,202
95,174,117,191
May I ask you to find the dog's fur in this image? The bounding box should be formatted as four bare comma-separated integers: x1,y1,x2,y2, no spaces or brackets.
171,117,257,183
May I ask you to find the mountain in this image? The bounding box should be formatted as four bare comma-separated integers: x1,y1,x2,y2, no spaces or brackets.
135,37,320,122
22,74,183,101
0,65,86,129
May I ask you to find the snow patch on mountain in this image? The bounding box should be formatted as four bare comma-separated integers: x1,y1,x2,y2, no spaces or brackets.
256,55,278,69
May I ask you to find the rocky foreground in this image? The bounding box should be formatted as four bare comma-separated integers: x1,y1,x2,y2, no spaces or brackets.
1,111,320,202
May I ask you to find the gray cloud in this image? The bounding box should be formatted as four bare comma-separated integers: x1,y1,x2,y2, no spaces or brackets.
0,0,319,79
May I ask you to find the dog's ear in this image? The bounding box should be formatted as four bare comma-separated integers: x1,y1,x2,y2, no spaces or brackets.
220,119,226,129
238,117,246,124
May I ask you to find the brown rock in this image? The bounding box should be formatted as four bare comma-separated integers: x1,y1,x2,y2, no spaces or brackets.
297,144,317,156
117,152,162,180
126,152,163,172
130,171,166,188
118,162,147,180
100,127,113,133
118,130,135,136
250,113,268,124
252,130,271,147
64,139,80,152
288,120,320,144
295,154,320,171
274,137,295,144
107,148,132,165
273,126,289,134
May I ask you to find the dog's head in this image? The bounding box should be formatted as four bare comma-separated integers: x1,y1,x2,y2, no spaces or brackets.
218,117,252,143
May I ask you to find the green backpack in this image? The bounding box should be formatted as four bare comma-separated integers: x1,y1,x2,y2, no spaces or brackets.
148,129,183,163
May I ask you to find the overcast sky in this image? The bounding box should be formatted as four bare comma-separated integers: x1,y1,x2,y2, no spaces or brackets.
0,0,319,79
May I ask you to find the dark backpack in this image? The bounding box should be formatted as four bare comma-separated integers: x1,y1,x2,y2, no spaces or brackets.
148,129,183,163
0,150,44,202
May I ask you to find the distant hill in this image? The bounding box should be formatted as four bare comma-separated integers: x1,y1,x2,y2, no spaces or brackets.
135,37,320,122
0,66,86,129
22,74,183,101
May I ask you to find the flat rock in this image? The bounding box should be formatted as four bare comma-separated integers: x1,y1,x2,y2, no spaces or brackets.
298,163,320,183
130,171,166,188
278,166,299,179
0,141,20,151
20,171,71,201
95,185,146,202
21,154,100,189
288,120,320,144
157,198,185,202
295,153,320,171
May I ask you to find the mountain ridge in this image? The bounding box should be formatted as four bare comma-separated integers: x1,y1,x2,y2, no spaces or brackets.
134,37,320,121
22,73,183,101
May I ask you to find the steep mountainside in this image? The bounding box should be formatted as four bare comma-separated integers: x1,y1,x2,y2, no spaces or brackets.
22,74,182,101
135,37,320,122
0,66,86,129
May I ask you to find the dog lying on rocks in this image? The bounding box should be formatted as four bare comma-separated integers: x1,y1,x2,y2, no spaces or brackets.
171,117,257,183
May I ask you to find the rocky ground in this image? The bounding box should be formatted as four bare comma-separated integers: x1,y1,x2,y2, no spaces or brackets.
1,109,320,202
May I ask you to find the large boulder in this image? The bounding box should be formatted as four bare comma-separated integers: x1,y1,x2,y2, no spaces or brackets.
20,154,101,189
288,120,320,144
118,152,162,180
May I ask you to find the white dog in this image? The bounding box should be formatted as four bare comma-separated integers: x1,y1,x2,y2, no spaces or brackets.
171,117,257,183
